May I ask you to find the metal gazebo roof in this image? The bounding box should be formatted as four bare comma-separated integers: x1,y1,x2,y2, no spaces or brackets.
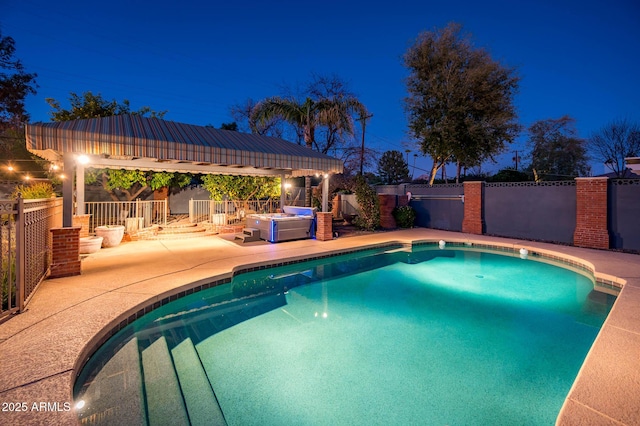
25,114,343,177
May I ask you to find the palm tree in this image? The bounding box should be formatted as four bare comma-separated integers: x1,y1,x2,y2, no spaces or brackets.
252,95,367,206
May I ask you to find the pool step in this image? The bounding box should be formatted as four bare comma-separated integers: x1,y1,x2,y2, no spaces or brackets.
172,338,226,425
75,337,147,425
141,336,190,426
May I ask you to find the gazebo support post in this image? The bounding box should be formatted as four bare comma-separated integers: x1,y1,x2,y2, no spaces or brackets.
62,152,75,227
76,162,85,215
280,174,286,209
322,174,329,212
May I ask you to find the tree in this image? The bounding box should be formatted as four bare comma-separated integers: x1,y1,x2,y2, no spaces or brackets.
84,168,191,201
377,150,410,184
588,118,640,178
46,91,166,121
251,81,368,205
403,23,521,184
526,116,590,181
46,91,188,201
0,31,41,180
0,31,37,131
230,98,285,137
219,122,238,131
304,74,367,156
201,174,280,212
489,168,530,182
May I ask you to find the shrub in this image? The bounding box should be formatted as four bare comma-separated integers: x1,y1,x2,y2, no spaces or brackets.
1,257,16,310
353,175,380,231
392,205,416,228
11,182,56,199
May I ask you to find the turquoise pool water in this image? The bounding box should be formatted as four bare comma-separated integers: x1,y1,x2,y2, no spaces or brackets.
74,245,615,425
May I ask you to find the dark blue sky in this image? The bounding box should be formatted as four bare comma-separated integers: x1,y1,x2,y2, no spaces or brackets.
3,0,639,176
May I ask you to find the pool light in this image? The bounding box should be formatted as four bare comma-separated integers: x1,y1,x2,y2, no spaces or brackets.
439,240,446,249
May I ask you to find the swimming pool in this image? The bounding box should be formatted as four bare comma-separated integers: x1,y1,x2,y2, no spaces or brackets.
73,243,615,425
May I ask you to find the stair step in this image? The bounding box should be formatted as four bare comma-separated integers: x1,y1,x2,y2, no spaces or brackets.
172,338,226,426
141,336,190,426
158,225,206,234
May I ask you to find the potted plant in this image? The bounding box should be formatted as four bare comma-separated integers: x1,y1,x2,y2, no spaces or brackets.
94,225,125,247
79,236,103,254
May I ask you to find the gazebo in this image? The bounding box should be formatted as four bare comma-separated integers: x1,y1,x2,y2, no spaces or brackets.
25,114,343,227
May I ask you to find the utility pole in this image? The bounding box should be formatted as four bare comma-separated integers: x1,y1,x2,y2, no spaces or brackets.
356,113,373,175
512,150,520,171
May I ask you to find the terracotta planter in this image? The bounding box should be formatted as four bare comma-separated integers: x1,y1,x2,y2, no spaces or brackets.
79,236,103,254
95,225,125,248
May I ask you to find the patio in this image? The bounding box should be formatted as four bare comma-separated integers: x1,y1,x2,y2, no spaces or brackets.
0,228,638,425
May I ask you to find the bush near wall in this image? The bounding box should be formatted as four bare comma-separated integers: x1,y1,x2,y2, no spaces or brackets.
353,175,380,231
392,205,416,228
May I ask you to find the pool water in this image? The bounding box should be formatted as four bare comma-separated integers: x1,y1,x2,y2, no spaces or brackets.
74,246,615,425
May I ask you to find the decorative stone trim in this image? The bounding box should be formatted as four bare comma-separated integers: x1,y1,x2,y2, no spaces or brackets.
610,179,640,186
484,181,576,187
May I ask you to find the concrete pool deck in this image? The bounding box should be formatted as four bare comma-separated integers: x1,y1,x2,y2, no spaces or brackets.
0,228,638,425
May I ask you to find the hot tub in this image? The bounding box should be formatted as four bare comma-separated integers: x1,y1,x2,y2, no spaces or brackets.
246,206,316,243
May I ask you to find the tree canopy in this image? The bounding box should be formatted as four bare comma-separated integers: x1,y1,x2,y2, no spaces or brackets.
251,75,368,204
377,150,410,184
588,118,640,178
0,31,41,180
403,23,521,184
201,175,280,203
46,91,166,121
526,116,590,180
0,31,37,131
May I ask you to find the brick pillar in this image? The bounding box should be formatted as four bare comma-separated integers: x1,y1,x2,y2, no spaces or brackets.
462,181,484,235
72,214,91,238
574,177,609,249
378,194,397,229
49,227,81,278
316,212,333,241
331,194,341,219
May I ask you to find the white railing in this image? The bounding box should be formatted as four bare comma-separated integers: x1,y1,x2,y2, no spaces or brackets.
189,199,280,224
85,199,168,233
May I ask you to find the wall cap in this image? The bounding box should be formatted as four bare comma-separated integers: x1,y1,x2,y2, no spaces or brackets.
50,226,82,232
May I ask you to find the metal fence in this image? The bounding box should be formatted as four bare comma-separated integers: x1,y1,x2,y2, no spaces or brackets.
85,199,168,233
1,197,62,323
189,199,280,224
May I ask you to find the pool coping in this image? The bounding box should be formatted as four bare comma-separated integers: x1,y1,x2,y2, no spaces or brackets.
0,228,638,425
